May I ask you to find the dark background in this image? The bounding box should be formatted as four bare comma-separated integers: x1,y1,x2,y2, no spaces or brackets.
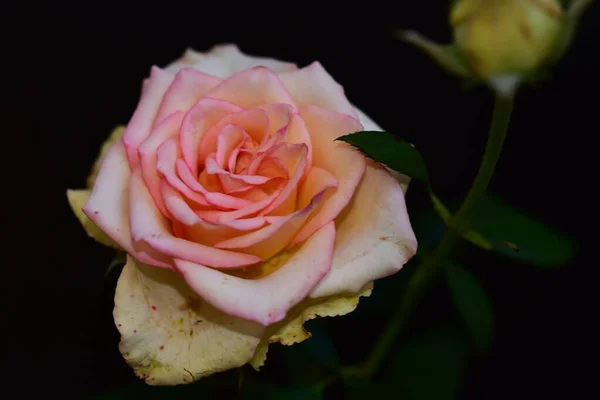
6,2,597,398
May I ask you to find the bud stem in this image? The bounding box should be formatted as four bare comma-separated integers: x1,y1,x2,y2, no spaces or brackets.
360,93,514,379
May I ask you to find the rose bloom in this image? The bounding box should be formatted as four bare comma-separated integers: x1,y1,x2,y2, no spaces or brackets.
67,44,417,385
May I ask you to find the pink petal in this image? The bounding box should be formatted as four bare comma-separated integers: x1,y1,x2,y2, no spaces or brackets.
279,62,358,119
156,137,210,206
216,124,247,168
138,111,185,216
175,221,335,326
291,106,366,245
82,141,172,268
161,181,266,246
296,167,338,209
260,144,308,216
197,108,270,167
180,98,242,177
129,169,261,268
205,156,271,185
123,66,175,169
258,103,296,142
286,114,313,179
309,162,418,298
205,66,297,111
195,186,283,223
214,190,324,259
155,68,222,124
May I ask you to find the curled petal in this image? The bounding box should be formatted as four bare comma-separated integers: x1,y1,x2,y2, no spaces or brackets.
175,221,336,326
139,111,185,216
214,190,324,260
83,141,171,268
166,44,298,78
292,105,366,245
155,68,221,124
161,181,266,246
309,162,418,298
180,98,242,177
123,66,175,169
129,169,261,269
114,255,263,385
279,62,358,119
206,66,296,110
250,283,373,369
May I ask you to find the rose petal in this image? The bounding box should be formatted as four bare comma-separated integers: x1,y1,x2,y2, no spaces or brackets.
279,62,358,119
197,108,270,166
249,283,373,369
156,138,210,206
67,189,120,248
129,169,261,268
175,221,335,326
205,66,296,110
292,105,366,245
260,143,308,216
309,162,418,298
123,66,175,169
214,190,324,259
194,187,283,223
161,181,266,246
114,255,263,385
180,98,242,177
155,68,222,124
166,44,298,78
216,124,247,169
296,167,338,209
139,111,185,216
83,141,172,268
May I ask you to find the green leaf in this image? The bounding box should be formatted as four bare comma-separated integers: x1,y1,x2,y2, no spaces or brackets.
469,195,577,267
336,131,429,182
446,262,495,354
386,326,468,399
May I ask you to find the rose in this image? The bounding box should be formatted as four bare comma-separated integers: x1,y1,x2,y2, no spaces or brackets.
67,44,417,385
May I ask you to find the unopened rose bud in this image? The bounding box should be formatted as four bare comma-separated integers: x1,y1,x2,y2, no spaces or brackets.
451,0,564,85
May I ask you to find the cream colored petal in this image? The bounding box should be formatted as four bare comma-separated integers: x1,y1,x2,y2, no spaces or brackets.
166,44,297,78
114,255,264,385
86,125,125,189
249,283,373,369
66,189,120,249
309,162,418,298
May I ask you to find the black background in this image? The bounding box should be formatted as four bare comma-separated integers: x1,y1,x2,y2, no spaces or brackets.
6,2,598,398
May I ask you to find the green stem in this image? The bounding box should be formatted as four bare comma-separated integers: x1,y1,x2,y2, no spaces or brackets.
361,93,514,379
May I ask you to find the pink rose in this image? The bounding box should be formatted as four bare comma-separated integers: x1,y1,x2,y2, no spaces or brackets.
68,44,417,384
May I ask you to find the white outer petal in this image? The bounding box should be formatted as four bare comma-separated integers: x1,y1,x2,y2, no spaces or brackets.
309,161,418,298
166,44,298,78
114,255,264,385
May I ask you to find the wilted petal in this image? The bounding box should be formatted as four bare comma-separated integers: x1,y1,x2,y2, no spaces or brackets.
114,255,263,385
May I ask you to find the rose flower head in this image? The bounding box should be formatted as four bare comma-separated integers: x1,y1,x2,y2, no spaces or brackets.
67,44,417,385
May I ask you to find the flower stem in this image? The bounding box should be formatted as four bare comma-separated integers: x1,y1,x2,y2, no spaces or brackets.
361,93,514,379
